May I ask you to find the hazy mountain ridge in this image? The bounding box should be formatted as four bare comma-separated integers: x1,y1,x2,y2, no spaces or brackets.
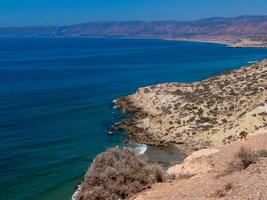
1,16,267,46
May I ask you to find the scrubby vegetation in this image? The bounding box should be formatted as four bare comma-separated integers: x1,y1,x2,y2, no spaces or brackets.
237,147,258,169
257,149,267,157
221,147,267,177
78,148,167,200
199,116,215,123
212,182,234,198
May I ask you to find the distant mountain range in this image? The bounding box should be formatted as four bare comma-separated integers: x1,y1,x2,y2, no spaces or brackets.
1,15,267,47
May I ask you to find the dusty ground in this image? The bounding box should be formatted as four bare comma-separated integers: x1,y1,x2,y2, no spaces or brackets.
132,133,267,200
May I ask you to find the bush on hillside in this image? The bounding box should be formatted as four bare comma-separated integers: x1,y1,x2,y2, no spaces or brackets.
237,147,258,169
257,149,267,157
78,148,166,200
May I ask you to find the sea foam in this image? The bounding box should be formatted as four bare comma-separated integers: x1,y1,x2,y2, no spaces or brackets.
135,143,148,155
247,60,258,64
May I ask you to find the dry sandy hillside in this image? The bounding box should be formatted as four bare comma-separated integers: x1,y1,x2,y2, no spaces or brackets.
115,60,267,154
132,133,267,200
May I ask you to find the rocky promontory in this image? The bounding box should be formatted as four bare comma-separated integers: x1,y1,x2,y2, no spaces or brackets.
114,60,267,154
74,60,267,200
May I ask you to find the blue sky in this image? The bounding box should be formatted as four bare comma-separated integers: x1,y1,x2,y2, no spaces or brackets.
1,0,267,26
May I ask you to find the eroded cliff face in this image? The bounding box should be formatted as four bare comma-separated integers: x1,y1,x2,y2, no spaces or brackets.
115,60,267,154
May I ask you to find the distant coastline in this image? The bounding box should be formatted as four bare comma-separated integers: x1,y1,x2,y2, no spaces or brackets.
165,37,267,48
1,15,267,48
1,35,266,48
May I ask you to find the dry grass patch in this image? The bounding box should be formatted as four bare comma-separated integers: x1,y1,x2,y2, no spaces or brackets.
218,147,264,177
212,183,233,198
257,149,267,157
237,147,258,169
78,148,166,200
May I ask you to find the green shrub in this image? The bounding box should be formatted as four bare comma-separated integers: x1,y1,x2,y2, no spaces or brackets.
199,116,212,123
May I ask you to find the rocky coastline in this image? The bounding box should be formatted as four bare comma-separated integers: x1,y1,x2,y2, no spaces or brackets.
74,60,267,199
113,60,267,155
172,37,267,48
163,36,267,48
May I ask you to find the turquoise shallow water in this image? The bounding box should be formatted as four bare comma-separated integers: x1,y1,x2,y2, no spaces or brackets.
0,38,267,200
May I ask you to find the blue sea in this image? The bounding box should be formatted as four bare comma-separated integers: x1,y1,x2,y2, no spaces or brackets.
0,38,267,200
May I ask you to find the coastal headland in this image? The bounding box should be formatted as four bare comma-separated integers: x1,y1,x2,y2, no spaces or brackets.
112,60,267,199
75,59,267,199
114,60,267,155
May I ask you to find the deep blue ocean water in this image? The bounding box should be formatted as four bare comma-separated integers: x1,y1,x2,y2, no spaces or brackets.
0,38,267,200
